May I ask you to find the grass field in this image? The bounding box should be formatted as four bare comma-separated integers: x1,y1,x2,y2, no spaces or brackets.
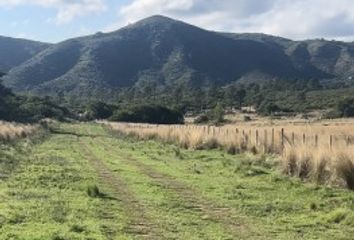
1,123,354,239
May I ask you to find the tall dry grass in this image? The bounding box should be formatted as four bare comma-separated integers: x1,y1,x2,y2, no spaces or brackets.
0,121,36,141
103,119,354,189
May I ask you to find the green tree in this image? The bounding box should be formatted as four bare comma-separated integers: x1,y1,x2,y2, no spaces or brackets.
210,102,224,123
337,98,354,117
236,89,246,108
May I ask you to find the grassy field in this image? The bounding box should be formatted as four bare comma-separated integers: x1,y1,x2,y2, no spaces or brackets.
1,123,354,239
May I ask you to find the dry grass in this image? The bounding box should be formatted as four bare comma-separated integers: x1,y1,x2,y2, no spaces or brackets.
0,121,37,141
103,119,354,189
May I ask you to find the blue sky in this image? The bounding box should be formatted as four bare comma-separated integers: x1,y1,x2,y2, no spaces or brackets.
1,0,354,43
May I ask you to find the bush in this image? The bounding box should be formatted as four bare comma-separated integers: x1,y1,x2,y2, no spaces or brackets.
110,105,184,124
194,114,209,124
193,103,225,124
86,101,114,120
257,101,281,116
336,98,354,117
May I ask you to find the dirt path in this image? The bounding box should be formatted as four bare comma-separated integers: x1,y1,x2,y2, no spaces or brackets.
97,138,258,239
79,140,161,240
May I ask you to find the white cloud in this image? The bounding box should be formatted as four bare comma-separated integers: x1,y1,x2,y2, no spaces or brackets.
0,0,107,24
113,0,354,41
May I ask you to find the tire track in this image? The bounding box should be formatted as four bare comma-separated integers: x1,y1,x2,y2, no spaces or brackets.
79,139,161,240
97,138,260,239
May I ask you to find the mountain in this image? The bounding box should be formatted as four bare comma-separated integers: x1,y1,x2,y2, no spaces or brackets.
0,36,50,72
224,33,354,80
3,15,354,100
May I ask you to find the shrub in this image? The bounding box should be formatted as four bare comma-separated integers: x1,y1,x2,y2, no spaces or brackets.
86,101,114,120
111,105,184,124
336,98,354,117
335,154,354,190
87,185,101,198
194,114,209,124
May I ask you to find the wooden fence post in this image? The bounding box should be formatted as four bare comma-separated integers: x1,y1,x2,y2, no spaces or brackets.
330,135,333,150
315,135,318,147
271,128,275,150
303,133,306,145
292,132,295,145
256,130,259,146
264,129,268,152
281,128,284,151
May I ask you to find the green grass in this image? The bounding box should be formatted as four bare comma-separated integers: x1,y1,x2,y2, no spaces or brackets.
0,122,354,239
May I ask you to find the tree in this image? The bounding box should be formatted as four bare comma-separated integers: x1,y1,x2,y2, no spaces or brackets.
210,102,224,123
111,105,184,124
236,89,246,108
337,98,354,117
224,85,237,107
87,101,114,120
257,100,281,116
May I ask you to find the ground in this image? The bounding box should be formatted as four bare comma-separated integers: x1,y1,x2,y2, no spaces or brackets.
0,123,354,239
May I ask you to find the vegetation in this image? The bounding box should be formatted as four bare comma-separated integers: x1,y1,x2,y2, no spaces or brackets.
110,105,184,124
1,123,353,239
0,76,70,123
337,98,354,117
0,121,37,141
105,120,354,190
85,101,115,120
4,16,354,112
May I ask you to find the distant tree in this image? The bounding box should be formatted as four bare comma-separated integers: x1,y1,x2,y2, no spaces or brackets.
111,105,184,124
224,85,237,107
337,98,354,117
210,102,225,123
87,101,114,120
257,100,281,116
236,89,246,108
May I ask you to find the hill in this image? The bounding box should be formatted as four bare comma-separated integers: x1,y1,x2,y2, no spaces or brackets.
3,15,342,99
2,15,354,112
0,36,50,72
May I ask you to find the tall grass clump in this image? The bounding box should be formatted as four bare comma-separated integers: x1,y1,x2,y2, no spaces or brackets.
0,121,36,141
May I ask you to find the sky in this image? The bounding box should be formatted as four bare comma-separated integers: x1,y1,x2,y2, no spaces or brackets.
1,0,354,43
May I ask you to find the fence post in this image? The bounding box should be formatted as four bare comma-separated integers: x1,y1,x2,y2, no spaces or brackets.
330,135,333,150
256,130,259,146
281,128,284,151
292,132,295,145
315,135,318,147
264,129,268,152
271,128,275,150
303,133,306,145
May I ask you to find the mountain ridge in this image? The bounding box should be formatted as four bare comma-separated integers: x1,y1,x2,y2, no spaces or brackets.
0,36,50,73
2,15,354,100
